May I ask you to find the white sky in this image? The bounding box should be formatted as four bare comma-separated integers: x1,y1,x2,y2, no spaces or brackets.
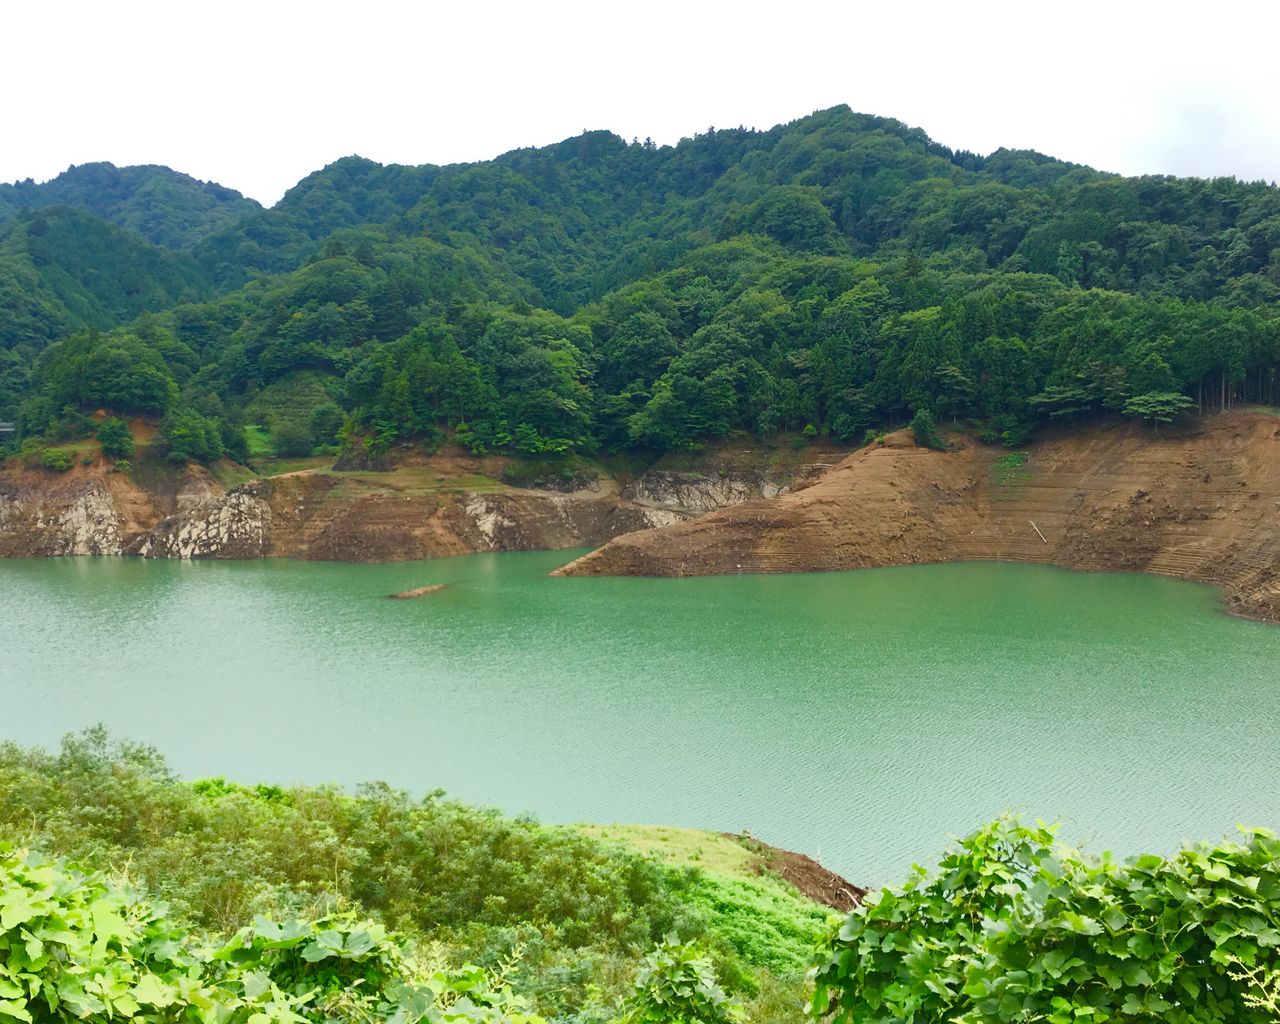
5,0,1280,205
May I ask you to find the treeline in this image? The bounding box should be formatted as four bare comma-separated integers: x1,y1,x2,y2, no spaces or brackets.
4,105,1280,463
13,234,1280,464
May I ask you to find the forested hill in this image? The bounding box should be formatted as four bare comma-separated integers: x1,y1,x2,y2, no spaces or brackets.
0,161,259,248
4,104,1280,465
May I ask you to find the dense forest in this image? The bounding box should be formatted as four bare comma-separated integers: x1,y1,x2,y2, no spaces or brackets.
3,105,1280,467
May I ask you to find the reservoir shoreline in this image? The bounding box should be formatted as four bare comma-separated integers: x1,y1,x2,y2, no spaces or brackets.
4,411,1280,624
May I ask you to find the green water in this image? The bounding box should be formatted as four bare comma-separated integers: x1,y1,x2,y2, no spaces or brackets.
2,552,1279,883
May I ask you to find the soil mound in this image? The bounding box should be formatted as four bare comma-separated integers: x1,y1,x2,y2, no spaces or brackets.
727,832,867,911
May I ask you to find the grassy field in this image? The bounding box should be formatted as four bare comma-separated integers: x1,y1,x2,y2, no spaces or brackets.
579,824,760,875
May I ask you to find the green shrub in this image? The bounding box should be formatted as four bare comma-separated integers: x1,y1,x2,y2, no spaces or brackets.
0,730,828,1022
909,407,942,449
96,417,135,459
161,408,225,464
0,843,542,1024
271,418,315,458
38,447,72,471
622,937,742,1024
309,402,346,447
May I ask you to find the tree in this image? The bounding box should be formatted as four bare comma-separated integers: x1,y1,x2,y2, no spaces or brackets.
309,402,345,446
161,408,225,464
1122,390,1195,429
271,418,314,457
910,406,942,448
96,416,134,458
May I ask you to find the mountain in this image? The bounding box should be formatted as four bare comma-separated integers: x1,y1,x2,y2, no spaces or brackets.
0,206,210,342
0,162,260,249
3,105,1279,463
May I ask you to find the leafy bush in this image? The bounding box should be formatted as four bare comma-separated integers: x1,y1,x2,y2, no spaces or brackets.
270,417,315,458
309,402,346,447
96,416,134,458
0,730,825,1023
813,817,1280,1024
909,407,942,449
38,447,72,471
161,408,225,464
0,843,543,1023
622,937,742,1024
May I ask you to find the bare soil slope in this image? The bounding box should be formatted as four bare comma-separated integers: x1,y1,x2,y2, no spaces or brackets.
557,412,1280,624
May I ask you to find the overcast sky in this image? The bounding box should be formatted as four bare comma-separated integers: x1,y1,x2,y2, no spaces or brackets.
5,0,1279,205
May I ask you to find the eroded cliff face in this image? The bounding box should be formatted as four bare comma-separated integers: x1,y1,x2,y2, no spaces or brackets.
0,444,798,563
556,413,1280,624
11,416,1280,624
622,469,789,513
0,453,778,563
0,472,144,556
127,475,685,562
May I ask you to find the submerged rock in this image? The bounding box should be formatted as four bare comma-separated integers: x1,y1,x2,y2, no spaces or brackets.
387,583,446,599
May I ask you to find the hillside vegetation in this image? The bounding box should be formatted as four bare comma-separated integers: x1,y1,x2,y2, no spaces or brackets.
3,105,1279,472
6,733,1280,1023
0,730,831,1023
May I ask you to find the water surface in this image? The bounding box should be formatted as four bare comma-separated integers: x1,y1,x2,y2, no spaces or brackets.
2,553,1278,883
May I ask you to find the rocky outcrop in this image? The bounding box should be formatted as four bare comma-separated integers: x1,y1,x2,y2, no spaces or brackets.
129,489,271,558
120,474,688,561
556,413,1280,625
623,469,789,513
0,478,128,555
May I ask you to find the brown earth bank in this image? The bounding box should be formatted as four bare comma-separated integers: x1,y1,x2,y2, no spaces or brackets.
556,411,1280,625
0,442,828,562
727,831,867,911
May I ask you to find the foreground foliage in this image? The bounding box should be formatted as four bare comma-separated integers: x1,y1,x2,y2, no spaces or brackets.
814,817,1280,1023
621,938,742,1024
0,844,541,1023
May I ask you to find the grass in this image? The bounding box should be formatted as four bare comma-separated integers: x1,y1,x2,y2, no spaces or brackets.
577,824,758,876
577,824,836,978
210,462,258,488
994,451,1030,487
252,453,334,476
244,425,273,458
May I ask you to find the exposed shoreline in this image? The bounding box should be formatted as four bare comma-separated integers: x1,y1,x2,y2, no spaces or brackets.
556,412,1280,627
5,412,1280,625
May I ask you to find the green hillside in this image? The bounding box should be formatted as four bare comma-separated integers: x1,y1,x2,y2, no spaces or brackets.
4,105,1280,464
0,161,259,249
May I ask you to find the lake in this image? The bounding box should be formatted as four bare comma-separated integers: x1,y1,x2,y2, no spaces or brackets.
2,552,1278,884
